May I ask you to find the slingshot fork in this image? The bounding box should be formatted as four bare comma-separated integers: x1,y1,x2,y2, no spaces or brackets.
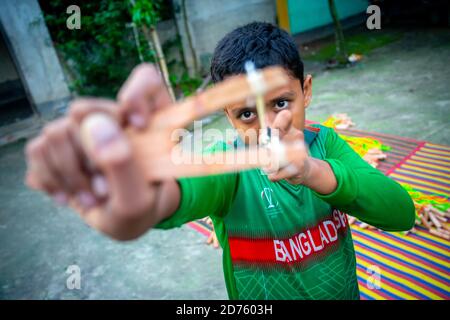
80,65,301,181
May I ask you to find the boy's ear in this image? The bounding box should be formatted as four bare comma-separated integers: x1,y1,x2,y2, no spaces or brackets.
303,74,312,108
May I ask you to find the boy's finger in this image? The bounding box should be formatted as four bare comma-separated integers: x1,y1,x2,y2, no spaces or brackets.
281,127,305,144
117,63,173,129
121,96,149,129
69,98,120,126
79,113,153,218
268,164,300,182
207,233,213,244
271,110,293,138
213,233,219,248
43,118,91,195
25,136,60,193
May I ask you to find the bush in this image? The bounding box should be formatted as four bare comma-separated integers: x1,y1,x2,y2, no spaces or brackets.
41,0,157,97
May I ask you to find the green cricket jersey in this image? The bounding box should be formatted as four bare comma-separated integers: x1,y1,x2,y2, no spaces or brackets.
156,124,415,300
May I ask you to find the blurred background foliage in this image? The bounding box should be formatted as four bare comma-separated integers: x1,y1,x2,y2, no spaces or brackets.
40,0,201,98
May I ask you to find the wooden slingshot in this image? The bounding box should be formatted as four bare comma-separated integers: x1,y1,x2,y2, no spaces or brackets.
80,64,303,181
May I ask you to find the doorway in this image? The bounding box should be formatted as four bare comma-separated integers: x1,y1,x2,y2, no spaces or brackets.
0,28,35,127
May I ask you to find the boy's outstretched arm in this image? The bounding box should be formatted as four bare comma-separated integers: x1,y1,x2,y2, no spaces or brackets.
25,63,237,240
314,127,416,231
25,65,183,240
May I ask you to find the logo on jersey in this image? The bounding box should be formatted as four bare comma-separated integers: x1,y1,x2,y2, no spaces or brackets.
261,187,281,217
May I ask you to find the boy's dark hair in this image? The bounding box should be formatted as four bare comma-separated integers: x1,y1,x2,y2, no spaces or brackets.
210,22,304,86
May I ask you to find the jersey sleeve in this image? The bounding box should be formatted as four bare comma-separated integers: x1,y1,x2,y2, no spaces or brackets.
154,142,239,230
313,126,416,231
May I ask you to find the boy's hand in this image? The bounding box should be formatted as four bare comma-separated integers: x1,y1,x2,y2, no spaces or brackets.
25,64,178,240
204,217,220,249
266,110,309,184
267,110,338,195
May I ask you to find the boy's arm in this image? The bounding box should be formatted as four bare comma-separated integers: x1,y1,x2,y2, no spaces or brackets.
155,138,239,229
155,173,238,229
313,127,415,231
24,63,239,241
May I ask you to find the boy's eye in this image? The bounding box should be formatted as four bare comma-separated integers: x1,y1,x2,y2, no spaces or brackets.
239,111,256,122
274,100,289,110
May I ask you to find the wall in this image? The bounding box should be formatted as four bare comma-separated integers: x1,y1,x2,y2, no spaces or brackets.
173,0,276,75
0,0,71,119
288,0,369,35
0,38,19,83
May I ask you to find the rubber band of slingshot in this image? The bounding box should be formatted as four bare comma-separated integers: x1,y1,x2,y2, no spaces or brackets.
245,61,269,146
245,62,267,95
268,136,289,169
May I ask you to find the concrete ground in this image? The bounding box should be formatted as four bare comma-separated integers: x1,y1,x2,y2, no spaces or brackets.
305,28,450,145
0,140,226,299
0,28,449,299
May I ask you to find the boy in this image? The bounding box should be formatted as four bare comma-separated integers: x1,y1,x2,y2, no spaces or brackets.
25,22,415,299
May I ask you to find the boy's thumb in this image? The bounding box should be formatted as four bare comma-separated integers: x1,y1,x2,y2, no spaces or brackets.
80,113,154,218
80,113,131,170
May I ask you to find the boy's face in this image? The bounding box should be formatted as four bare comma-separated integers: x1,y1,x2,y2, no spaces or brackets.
224,70,312,145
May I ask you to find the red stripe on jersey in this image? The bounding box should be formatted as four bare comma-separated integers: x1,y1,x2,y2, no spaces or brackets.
228,210,349,266
305,125,321,133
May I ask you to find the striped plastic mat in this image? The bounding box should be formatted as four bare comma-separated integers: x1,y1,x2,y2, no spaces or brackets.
188,129,450,300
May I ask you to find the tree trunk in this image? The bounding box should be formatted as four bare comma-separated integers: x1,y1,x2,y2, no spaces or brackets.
328,0,348,64
142,25,176,101
129,22,144,62
181,0,199,75
129,0,175,101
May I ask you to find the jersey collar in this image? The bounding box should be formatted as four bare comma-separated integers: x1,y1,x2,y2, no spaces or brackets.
233,126,319,149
